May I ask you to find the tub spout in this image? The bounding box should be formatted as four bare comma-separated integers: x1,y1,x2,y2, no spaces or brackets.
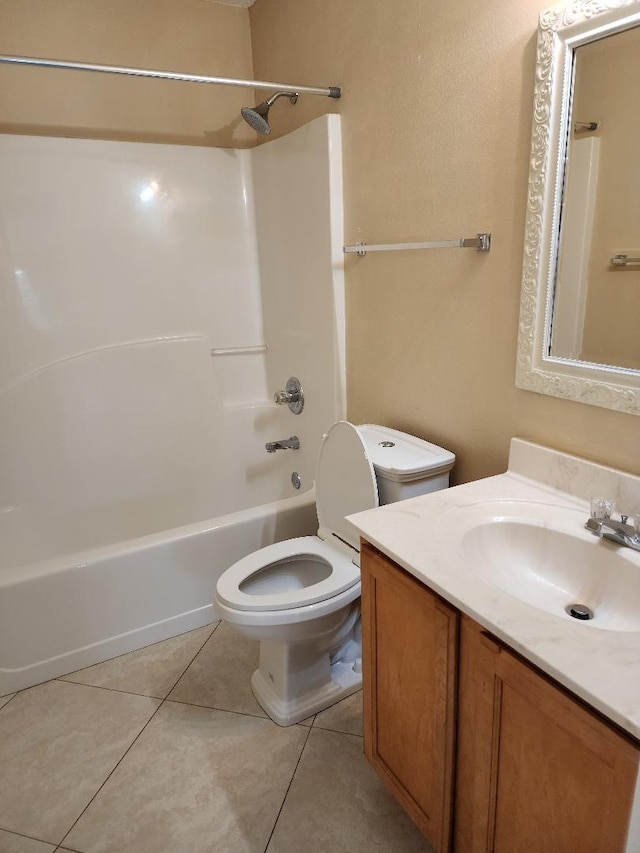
265,436,300,453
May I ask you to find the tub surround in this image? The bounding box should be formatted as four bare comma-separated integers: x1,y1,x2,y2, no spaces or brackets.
0,115,345,696
349,438,640,740
0,115,344,565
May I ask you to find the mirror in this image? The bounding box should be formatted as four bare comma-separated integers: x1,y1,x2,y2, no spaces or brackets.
516,0,640,415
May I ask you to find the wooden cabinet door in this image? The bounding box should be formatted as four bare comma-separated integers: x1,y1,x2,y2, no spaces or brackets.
456,616,639,853
361,542,458,852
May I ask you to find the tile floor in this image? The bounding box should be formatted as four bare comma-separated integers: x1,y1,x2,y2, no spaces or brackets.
0,622,433,853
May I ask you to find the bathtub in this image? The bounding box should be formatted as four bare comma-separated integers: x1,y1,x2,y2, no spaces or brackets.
0,489,317,696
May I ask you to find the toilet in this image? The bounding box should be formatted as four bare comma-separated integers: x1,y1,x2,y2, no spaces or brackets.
214,421,455,726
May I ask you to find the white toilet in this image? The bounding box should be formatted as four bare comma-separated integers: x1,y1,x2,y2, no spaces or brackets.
215,421,455,726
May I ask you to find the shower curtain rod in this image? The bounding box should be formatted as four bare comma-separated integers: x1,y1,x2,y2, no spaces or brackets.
0,53,341,98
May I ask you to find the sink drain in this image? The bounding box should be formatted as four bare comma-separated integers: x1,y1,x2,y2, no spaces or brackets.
566,603,594,621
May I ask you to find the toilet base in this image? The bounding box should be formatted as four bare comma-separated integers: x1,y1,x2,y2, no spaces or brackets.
251,654,363,727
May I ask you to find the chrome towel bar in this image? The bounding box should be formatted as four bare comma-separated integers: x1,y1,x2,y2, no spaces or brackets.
343,232,491,257
611,254,640,268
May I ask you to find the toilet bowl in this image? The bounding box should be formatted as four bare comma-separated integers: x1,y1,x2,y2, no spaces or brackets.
214,421,455,726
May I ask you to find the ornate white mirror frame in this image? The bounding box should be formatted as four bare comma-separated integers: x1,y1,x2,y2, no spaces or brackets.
516,0,640,415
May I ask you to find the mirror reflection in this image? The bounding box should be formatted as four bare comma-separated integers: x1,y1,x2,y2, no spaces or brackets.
551,26,640,370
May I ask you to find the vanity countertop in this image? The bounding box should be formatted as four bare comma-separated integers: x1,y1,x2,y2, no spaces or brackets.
348,438,640,740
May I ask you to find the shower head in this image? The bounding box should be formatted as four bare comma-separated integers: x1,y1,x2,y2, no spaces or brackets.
241,91,298,135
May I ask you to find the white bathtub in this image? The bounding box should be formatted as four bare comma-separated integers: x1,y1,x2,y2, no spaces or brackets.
0,489,317,696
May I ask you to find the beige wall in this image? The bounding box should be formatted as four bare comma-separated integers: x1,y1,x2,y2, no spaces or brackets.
574,28,640,369
0,0,255,146
249,0,640,484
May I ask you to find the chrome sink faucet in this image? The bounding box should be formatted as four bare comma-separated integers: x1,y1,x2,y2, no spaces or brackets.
585,499,640,552
265,436,300,453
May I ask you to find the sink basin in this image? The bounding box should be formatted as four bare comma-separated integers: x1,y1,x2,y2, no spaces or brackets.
454,501,640,632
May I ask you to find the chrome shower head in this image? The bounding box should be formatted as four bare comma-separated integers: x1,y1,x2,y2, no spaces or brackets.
241,102,270,135
241,91,298,135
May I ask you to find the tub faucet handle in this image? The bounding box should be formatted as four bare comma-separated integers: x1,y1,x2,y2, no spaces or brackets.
273,377,304,414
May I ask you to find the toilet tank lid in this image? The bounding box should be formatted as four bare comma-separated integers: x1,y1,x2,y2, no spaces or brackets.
356,424,455,483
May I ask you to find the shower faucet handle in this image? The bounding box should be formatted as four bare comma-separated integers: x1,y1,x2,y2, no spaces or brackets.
273,377,304,414
274,389,299,404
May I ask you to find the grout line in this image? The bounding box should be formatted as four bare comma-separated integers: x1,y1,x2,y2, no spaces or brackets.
0,826,59,847
53,622,221,847
0,622,220,708
53,678,164,701
262,724,313,853
47,679,272,724
56,699,166,849
53,621,220,701
164,696,271,722
162,621,221,700
312,724,363,738
4,623,307,851
58,622,219,678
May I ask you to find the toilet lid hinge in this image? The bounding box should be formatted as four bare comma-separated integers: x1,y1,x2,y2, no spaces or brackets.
318,527,359,557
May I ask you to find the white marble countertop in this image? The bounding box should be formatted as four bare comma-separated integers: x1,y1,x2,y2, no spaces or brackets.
348,438,640,740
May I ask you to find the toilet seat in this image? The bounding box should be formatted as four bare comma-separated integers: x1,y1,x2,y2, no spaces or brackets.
215,535,359,613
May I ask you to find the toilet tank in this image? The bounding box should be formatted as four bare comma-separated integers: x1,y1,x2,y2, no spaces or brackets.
356,424,455,506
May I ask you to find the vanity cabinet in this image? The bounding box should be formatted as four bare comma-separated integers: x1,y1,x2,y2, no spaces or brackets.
360,542,640,853
360,541,458,850
455,617,638,853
